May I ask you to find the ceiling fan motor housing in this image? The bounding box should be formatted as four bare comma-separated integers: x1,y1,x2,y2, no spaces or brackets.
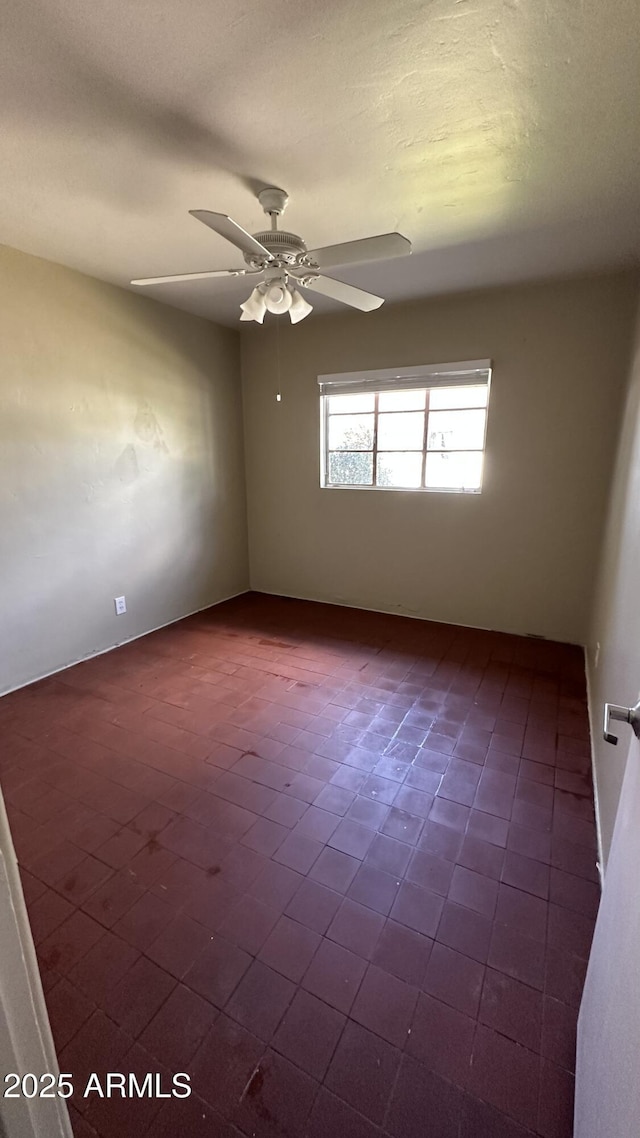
248,229,308,266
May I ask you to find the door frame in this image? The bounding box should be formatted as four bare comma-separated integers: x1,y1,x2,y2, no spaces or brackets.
0,793,72,1138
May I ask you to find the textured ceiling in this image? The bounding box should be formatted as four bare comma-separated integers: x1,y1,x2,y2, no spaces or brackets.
1,0,639,326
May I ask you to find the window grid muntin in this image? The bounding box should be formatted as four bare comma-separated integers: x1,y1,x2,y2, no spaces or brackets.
323,384,487,492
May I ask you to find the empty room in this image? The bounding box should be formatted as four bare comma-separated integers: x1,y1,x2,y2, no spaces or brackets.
1,2,639,1137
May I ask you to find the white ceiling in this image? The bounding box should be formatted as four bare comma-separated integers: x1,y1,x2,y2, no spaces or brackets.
2,0,639,327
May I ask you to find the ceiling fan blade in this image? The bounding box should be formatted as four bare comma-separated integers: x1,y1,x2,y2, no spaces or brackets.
131,269,247,286
297,274,384,312
306,232,411,269
189,210,273,260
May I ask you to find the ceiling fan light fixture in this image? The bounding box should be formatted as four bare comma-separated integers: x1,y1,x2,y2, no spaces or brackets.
288,288,313,324
239,286,267,323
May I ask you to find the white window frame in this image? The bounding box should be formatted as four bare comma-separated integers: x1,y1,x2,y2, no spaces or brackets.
318,359,492,494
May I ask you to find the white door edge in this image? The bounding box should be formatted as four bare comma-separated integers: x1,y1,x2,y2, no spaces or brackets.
0,792,73,1138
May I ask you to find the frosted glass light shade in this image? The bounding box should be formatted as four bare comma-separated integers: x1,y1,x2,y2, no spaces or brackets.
239,287,267,323
264,282,293,314
289,289,313,323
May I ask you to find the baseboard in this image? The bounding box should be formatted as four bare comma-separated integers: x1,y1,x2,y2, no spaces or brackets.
250,586,578,645
583,646,606,886
0,587,251,700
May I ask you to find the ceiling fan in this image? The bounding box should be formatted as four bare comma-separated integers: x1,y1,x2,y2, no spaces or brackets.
131,187,411,323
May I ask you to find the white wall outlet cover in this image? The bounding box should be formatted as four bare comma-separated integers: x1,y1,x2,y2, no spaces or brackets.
114,596,127,615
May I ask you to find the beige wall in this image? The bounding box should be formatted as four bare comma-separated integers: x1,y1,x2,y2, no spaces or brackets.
586,299,640,867
241,273,638,645
0,245,249,694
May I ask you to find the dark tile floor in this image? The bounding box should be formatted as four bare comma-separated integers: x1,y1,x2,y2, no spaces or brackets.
0,593,599,1137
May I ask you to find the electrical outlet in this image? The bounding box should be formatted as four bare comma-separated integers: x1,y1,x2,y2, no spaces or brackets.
594,641,600,668
114,596,127,615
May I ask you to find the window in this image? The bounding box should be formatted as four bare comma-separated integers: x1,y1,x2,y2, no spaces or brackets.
319,360,491,493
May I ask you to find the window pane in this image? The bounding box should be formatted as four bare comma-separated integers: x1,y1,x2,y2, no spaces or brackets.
425,451,483,490
427,409,486,451
328,413,374,450
328,451,373,485
378,411,424,450
328,393,375,413
429,385,488,409
376,452,423,488
378,389,426,411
